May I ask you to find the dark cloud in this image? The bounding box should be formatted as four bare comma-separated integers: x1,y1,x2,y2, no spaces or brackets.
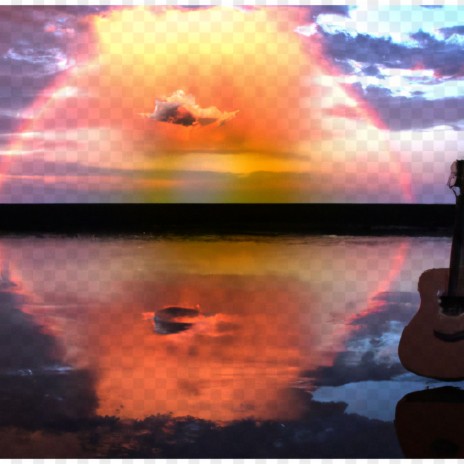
320,32,408,67
364,92,464,131
145,90,238,127
320,29,464,75
364,64,382,76
0,6,106,123
410,29,437,45
440,25,464,38
314,26,464,130
416,44,464,77
0,7,73,54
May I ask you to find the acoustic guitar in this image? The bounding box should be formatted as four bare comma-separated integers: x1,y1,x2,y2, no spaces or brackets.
398,160,464,380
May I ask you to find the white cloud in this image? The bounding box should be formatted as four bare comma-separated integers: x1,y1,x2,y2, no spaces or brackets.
4,47,74,76
317,6,464,46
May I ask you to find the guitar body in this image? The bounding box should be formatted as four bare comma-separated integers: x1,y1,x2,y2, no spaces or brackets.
398,268,464,380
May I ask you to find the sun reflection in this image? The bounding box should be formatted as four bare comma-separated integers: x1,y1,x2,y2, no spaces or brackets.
0,236,419,422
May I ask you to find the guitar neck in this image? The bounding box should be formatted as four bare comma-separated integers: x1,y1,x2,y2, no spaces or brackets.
448,162,464,297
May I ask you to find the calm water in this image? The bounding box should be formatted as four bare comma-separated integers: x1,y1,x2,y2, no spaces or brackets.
0,234,462,458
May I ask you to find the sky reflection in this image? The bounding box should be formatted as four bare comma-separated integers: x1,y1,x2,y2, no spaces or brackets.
0,234,460,457
0,234,450,424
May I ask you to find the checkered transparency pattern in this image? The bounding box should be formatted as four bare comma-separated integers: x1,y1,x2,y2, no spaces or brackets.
2,2,460,203
0,235,414,404
1,3,322,203
0,0,449,4
0,234,456,457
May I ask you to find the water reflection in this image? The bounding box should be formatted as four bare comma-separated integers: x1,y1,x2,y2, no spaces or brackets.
0,234,459,457
1,235,412,422
0,258,97,458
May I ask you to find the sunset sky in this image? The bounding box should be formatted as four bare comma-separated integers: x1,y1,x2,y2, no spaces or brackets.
1,5,464,203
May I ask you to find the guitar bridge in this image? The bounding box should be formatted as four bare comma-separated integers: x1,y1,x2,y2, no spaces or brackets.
439,294,464,316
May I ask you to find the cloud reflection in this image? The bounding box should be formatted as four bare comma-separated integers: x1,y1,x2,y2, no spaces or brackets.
0,264,97,431
0,235,413,423
0,234,456,457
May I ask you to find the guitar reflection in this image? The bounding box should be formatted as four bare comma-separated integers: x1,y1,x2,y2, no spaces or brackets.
395,387,464,458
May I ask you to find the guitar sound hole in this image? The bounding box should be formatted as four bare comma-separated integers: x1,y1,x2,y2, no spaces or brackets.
439,295,464,316
430,438,459,458
442,307,464,316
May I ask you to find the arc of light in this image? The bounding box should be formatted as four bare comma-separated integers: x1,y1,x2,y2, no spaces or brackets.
310,32,414,203
2,72,74,195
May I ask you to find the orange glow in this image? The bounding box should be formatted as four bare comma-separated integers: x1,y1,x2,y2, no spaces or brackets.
88,7,321,157
9,7,328,202
0,236,417,422
7,6,413,202
311,35,414,202
89,274,313,421
346,240,410,323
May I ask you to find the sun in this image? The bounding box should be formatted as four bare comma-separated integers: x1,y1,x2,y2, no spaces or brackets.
88,6,324,155
7,6,412,202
